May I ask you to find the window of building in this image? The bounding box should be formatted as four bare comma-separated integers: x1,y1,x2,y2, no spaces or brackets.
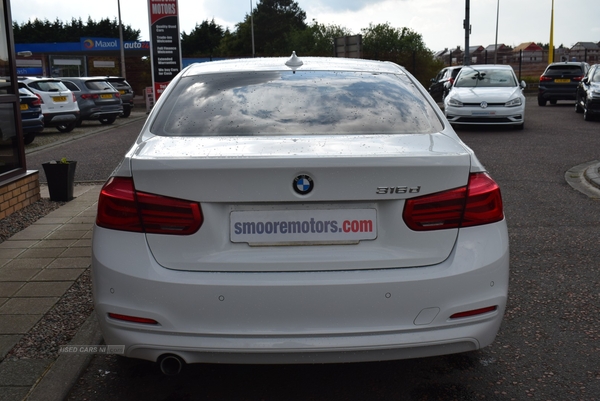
0,1,24,178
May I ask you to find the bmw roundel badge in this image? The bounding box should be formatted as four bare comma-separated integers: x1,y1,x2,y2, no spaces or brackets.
293,175,314,195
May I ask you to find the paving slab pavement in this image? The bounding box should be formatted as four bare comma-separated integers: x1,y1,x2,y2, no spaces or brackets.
0,184,102,401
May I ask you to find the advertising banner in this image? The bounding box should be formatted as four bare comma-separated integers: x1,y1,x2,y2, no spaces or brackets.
79,38,150,51
148,0,182,102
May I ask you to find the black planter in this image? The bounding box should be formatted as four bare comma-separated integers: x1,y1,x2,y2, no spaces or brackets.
42,161,77,201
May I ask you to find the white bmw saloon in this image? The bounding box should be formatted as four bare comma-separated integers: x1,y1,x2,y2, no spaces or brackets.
92,54,509,371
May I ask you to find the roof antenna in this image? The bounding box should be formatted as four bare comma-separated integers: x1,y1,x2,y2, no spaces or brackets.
285,51,303,68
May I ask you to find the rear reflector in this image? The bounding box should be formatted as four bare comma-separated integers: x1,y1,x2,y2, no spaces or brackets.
403,172,503,231
96,177,203,235
108,313,159,325
450,306,498,319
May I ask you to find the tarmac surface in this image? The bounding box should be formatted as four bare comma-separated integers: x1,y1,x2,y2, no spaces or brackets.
0,160,599,400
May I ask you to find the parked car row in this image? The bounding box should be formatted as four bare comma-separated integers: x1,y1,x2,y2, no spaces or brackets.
18,76,135,138
429,60,599,129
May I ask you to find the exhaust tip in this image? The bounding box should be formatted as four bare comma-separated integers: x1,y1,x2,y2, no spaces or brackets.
159,354,184,376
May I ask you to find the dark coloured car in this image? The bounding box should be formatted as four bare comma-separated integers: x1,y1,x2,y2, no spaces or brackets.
104,76,134,117
575,64,600,121
538,62,589,106
60,77,123,125
429,66,462,102
18,83,44,144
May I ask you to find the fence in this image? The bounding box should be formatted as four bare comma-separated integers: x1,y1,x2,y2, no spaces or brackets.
441,49,599,80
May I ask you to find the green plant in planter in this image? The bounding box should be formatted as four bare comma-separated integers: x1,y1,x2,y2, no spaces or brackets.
59,157,69,164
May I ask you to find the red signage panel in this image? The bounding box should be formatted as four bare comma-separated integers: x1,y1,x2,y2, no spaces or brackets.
148,0,182,102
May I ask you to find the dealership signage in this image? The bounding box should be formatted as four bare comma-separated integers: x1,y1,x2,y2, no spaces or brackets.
147,0,182,101
79,38,150,51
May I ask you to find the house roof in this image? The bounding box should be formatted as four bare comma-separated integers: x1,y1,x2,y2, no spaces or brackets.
485,44,508,52
469,45,485,53
514,42,543,52
571,42,599,50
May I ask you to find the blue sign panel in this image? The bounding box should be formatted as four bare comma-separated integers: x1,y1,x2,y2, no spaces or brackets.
80,38,150,51
17,67,44,76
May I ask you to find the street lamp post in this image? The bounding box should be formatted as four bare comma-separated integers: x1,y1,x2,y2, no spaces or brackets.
494,0,499,64
464,0,471,66
117,0,126,78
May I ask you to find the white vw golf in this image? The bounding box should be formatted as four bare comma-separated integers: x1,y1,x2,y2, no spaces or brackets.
444,64,526,129
92,54,509,373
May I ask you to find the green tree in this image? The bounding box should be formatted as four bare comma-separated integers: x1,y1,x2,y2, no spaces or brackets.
181,19,224,58
287,20,352,56
13,17,140,43
361,22,441,85
254,0,307,55
220,0,308,57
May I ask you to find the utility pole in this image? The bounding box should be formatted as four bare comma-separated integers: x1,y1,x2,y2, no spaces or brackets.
464,0,471,66
548,0,555,63
118,0,126,78
494,0,499,64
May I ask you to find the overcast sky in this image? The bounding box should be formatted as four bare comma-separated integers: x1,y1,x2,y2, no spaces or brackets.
10,0,600,52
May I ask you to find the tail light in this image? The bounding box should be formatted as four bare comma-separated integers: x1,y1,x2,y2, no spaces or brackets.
96,177,203,235
115,92,121,98
36,93,44,104
573,75,584,82
80,94,99,100
72,93,77,102
539,75,553,82
32,94,42,106
450,306,498,319
108,313,159,325
403,172,503,231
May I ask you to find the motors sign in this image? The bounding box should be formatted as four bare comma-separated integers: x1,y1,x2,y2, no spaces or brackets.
148,0,182,102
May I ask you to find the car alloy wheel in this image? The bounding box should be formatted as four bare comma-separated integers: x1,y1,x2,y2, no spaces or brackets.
56,122,76,133
100,116,117,125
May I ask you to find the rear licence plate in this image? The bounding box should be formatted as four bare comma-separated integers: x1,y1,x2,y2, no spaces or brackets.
554,79,570,83
231,209,377,245
52,96,67,102
20,104,28,110
100,94,113,99
119,90,125,95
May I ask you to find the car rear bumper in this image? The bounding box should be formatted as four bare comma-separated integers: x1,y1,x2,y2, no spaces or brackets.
21,115,44,133
44,112,79,126
81,105,123,120
538,86,578,100
92,220,509,364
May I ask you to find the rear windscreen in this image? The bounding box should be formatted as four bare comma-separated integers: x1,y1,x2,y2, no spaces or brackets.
85,81,115,91
546,65,583,75
27,80,68,92
150,70,443,136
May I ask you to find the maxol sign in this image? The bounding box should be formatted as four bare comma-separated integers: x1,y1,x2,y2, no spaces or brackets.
80,38,150,51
